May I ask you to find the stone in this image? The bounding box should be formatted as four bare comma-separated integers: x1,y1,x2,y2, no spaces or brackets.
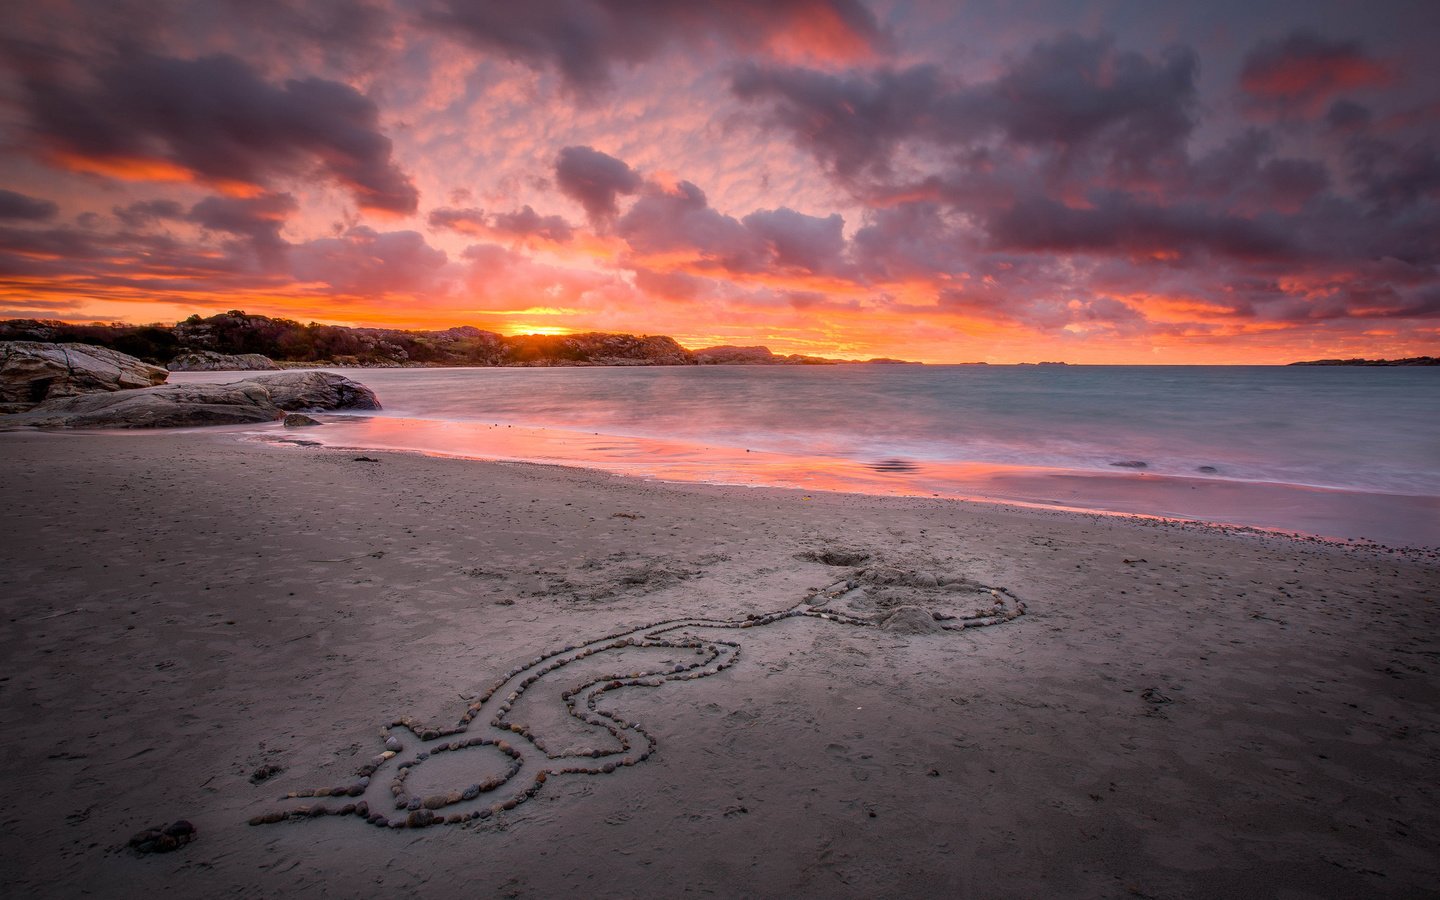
3,371,379,428
167,350,281,371
879,605,944,635
250,763,284,784
284,413,322,427
406,809,435,828
247,371,381,412
128,820,196,853
1109,460,1148,468
1,341,168,412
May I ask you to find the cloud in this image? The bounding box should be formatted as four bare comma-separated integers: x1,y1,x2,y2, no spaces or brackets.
555,146,642,223
732,64,946,180
618,180,762,271
113,199,186,229
0,189,59,221
733,34,1198,185
292,226,448,295
739,207,846,274
616,176,850,277
427,207,490,236
429,205,575,243
1239,30,1391,118
424,0,885,93
188,193,299,267
18,50,419,213
986,194,1294,262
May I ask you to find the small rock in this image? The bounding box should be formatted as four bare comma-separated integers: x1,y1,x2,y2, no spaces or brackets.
1109,460,1148,468
249,763,284,784
1197,465,1218,474
284,413,321,427
128,820,196,853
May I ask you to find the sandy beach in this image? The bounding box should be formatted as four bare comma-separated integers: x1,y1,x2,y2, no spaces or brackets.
1,429,1437,898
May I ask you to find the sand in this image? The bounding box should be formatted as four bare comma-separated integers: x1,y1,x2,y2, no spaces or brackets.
1,429,1436,898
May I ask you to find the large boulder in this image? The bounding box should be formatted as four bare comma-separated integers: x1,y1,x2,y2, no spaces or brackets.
1,371,380,429
167,350,281,371
246,371,381,411
0,341,168,412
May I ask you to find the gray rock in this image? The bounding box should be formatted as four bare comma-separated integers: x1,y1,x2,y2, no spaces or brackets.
3,371,379,429
1109,460,1148,469
284,413,322,427
167,350,280,371
879,605,944,635
0,341,168,412
247,371,381,412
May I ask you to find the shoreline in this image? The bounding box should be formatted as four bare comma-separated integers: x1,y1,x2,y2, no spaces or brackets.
3,430,1438,896
251,414,1440,552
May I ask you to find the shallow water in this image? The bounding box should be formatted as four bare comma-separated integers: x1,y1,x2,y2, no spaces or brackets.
170,365,1440,546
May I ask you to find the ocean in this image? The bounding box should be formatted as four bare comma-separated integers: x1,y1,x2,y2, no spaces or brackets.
171,365,1440,547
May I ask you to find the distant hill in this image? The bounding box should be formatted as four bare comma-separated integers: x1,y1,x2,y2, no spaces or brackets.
0,312,920,368
693,345,921,366
1288,357,1438,366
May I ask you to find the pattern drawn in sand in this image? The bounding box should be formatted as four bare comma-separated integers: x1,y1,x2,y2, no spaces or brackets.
252,556,1026,831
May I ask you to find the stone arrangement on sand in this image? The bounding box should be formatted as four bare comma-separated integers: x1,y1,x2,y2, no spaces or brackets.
253,554,1025,831
127,820,196,854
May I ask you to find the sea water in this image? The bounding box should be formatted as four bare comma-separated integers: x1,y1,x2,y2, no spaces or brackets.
171,365,1440,546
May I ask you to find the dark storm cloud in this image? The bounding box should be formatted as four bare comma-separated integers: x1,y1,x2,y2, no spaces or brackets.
731,64,947,180
18,51,419,213
554,146,642,224
113,199,186,229
1186,131,1330,212
424,0,885,93
188,193,300,267
1344,136,1440,211
733,34,1198,182
0,190,59,221
986,194,1294,262
1239,30,1390,116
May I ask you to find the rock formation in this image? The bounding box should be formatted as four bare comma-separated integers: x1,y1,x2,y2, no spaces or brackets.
2,371,380,428
0,341,168,413
167,350,281,371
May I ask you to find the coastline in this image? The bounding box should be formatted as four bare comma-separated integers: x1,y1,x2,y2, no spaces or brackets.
250,414,1440,551
2,430,1437,897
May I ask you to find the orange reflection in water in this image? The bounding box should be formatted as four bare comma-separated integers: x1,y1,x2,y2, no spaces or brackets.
262,415,1440,548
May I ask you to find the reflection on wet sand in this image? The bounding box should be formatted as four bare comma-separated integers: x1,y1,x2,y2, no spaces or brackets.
263,415,1440,548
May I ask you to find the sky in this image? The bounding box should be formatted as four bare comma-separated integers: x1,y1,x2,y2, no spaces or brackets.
1,1,1437,363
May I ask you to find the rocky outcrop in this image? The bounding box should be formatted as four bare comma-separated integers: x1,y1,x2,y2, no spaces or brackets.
0,341,168,413
250,371,381,411
2,372,380,429
167,350,281,371
693,345,835,365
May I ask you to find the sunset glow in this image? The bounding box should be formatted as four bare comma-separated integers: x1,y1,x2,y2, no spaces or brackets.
1,2,1437,363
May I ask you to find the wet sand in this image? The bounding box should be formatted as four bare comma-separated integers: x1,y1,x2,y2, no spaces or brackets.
1,429,1437,898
